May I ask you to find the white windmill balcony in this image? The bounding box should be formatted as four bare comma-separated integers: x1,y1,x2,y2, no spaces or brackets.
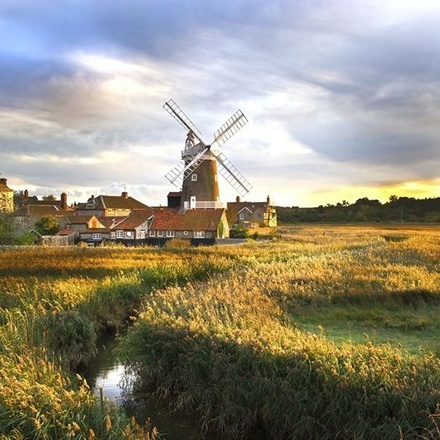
183,200,226,210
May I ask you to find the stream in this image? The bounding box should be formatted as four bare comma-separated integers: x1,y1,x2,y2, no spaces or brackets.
82,335,202,439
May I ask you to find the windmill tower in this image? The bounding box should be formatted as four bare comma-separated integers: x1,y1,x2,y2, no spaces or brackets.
163,99,252,210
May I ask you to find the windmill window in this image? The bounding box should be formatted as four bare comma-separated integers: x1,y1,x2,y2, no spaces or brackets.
191,174,198,181
166,230,175,238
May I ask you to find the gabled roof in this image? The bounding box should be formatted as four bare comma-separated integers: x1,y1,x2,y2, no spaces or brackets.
77,194,150,211
13,205,69,217
237,206,253,214
113,209,155,230
226,201,268,224
99,216,128,229
150,208,225,231
65,215,96,225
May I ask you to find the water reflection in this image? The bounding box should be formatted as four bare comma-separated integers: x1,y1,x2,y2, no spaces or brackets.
83,336,202,439
94,364,126,402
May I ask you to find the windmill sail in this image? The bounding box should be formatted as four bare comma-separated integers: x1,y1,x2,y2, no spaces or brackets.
163,99,204,144
163,99,251,204
165,146,210,186
213,110,248,147
215,151,252,196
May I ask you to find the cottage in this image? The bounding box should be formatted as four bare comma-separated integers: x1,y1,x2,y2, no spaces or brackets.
56,215,108,244
75,192,150,218
13,204,70,233
109,209,155,243
226,195,277,229
0,178,14,214
148,208,229,245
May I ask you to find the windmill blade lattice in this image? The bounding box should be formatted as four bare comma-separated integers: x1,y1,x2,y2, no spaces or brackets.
213,110,248,147
165,147,210,186
215,151,252,196
163,99,205,144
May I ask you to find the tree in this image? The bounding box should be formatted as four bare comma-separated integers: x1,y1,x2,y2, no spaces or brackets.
42,194,56,201
0,214,13,244
14,232,37,245
35,217,60,235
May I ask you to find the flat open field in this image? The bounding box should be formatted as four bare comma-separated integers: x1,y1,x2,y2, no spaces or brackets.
1,224,440,439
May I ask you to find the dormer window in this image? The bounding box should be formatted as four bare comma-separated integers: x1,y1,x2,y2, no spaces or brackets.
86,198,97,209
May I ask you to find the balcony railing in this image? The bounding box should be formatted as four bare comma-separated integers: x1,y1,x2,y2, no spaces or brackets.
183,201,225,209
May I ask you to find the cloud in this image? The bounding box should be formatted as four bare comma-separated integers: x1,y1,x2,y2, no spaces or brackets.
1,0,440,206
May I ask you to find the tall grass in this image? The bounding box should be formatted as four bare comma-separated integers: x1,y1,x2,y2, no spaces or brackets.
119,226,440,438
0,245,237,437
0,306,157,439
2,226,440,438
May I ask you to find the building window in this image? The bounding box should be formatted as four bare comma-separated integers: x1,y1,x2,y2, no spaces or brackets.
116,230,124,239
239,213,245,220
139,230,146,239
92,233,102,240
157,230,164,237
126,231,132,237
166,230,175,238
149,230,156,237
191,173,197,181
195,231,205,238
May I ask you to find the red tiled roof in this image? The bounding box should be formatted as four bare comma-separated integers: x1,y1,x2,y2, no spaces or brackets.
56,228,77,236
99,216,128,228
113,209,155,230
150,208,225,231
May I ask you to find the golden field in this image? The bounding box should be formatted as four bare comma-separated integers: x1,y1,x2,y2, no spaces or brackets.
1,225,440,438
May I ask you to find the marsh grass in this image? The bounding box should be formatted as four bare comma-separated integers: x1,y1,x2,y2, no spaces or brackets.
119,225,440,438
0,246,237,438
2,226,440,438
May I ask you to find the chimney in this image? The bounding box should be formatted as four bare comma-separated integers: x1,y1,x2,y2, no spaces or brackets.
267,195,271,205
236,196,241,203
0,178,7,186
121,191,128,198
60,192,67,210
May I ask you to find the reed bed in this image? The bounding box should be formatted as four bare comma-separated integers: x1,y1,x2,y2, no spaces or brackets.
119,226,440,438
0,245,236,438
2,226,440,438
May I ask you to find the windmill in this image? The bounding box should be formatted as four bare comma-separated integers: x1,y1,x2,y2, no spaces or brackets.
163,99,252,210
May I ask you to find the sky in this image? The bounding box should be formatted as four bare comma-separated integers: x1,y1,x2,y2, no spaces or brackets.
1,0,440,208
